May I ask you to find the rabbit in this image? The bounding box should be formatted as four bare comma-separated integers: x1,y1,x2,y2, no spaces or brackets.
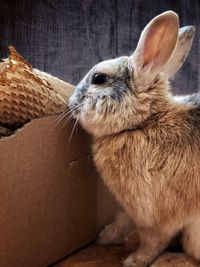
97,24,196,248
96,22,199,267
69,11,200,267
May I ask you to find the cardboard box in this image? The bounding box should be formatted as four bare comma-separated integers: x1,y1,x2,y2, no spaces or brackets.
0,115,118,267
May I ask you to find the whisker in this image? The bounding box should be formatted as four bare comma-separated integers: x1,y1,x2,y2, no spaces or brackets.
54,107,76,127
54,102,83,129
68,117,79,146
54,117,65,128
60,114,75,129
54,109,68,125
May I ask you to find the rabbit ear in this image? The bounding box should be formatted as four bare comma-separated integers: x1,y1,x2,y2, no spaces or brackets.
131,11,179,78
163,26,195,78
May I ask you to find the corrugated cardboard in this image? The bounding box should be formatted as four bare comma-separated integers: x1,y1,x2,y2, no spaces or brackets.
0,115,118,267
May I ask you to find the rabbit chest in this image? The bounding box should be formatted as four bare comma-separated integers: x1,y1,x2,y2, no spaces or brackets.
93,131,159,225
92,127,200,226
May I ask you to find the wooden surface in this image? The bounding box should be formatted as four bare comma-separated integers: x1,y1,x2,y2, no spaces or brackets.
52,242,199,267
52,244,131,267
0,0,199,94
51,231,199,267
51,233,139,267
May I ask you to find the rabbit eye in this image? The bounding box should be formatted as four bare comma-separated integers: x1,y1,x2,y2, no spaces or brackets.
92,73,108,85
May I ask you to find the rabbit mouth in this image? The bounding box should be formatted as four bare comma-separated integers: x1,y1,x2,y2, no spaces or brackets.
70,105,81,119
68,93,85,119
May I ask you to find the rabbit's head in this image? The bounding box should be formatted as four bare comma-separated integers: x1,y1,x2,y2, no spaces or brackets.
69,11,179,137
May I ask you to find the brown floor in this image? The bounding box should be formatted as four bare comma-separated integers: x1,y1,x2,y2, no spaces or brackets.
53,241,200,267
53,243,132,267
52,232,200,267
53,233,139,267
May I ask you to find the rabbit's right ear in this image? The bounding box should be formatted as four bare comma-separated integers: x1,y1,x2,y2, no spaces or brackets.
163,26,196,78
130,11,179,88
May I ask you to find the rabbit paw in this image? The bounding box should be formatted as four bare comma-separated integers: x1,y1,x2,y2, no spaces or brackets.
97,223,125,245
123,254,147,267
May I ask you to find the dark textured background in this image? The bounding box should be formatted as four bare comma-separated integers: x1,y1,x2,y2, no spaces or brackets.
0,0,199,94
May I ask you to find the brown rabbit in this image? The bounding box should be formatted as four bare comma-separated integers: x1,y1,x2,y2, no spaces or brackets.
69,11,200,267
97,23,196,248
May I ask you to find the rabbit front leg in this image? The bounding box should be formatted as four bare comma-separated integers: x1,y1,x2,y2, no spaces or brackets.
182,216,200,261
123,227,174,267
98,210,133,245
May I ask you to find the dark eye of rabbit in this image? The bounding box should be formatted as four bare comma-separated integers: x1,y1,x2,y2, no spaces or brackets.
92,73,108,85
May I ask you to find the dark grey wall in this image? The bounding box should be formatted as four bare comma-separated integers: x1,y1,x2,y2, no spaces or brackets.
0,0,199,94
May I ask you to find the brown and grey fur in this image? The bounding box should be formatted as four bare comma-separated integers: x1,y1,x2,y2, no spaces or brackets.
69,11,200,267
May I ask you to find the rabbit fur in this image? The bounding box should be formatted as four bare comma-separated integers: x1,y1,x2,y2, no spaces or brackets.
69,11,200,267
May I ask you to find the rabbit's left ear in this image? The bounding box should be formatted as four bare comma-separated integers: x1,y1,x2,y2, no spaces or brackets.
163,26,195,78
131,11,179,76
